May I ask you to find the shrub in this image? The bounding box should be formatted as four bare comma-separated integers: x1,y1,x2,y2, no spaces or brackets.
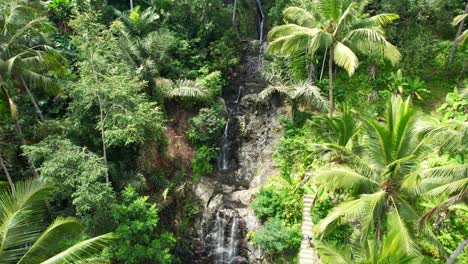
196,69,224,98
252,218,302,255
188,104,226,147
252,186,302,224
192,146,216,182
110,187,176,264
436,87,467,121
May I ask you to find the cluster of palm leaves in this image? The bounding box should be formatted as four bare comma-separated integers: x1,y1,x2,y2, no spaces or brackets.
309,96,467,262
258,74,328,117
155,78,210,99
267,0,401,115
0,1,63,121
0,179,114,263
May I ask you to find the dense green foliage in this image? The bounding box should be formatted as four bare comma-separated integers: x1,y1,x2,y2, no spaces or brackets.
0,0,467,263
110,187,175,263
0,179,114,263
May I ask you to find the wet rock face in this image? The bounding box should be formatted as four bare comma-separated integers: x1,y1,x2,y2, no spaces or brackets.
193,39,286,263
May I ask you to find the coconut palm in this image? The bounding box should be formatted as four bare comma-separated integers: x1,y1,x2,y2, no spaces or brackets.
416,120,468,223
267,0,401,115
0,178,115,263
316,208,428,264
311,96,465,257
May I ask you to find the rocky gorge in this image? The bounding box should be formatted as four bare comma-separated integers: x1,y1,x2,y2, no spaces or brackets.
191,39,288,263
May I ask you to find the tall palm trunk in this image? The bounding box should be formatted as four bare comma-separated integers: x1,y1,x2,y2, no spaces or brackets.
328,47,334,116
21,78,45,122
447,239,468,264
320,48,328,82
0,151,15,191
449,2,468,64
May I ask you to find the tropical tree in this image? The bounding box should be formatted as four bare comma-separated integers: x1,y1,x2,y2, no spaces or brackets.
0,0,62,122
417,120,468,223
311,96,466,257
316,209,428,263
449,2,468,63
267,0,401,115
0,178,115,263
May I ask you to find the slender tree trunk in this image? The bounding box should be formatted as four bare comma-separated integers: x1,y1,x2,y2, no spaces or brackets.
232,0,237,26
130,0,134,10
447,239,468,264
97,95,109,184
0,151,14,191
328,47,334,116
21,78,45,122
320,47,328,82
449,2,468,64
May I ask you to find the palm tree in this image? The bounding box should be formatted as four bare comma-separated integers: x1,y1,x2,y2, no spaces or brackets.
114,7,175,96
0,1,62,122
267,0,401,115
316,209,427,263
156,78,211,99
312,104,359,147
258,79,328,118
311,96,464,257
417,120,468,224
449,2,468,64
0,178,115,263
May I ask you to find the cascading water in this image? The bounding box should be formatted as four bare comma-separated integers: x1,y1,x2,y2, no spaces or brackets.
193,1,272,263
208,209,243,264
254,0,265,42
218,119,231,172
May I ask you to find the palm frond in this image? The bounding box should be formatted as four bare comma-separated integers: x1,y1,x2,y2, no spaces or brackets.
166,80,209,99
40,233,116,264
315,242,352,264
333,42,359,76
18,217,82,263
366,13,400,27
0,179,54,262
314,167,378,192
282,7,316,27
346,28,401,65
319,0,344,20
258,82,292,101
290,81,329,111
384,205,419,256
457,30,468,46
316,190,387,238
452,14,468,26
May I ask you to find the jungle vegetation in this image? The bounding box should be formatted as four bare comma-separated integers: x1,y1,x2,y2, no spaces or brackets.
0,0,466,263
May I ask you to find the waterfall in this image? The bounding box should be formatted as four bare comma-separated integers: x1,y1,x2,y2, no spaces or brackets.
211,209,242,264
219,119,231,172
235,86,243,104
255,0,265,42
